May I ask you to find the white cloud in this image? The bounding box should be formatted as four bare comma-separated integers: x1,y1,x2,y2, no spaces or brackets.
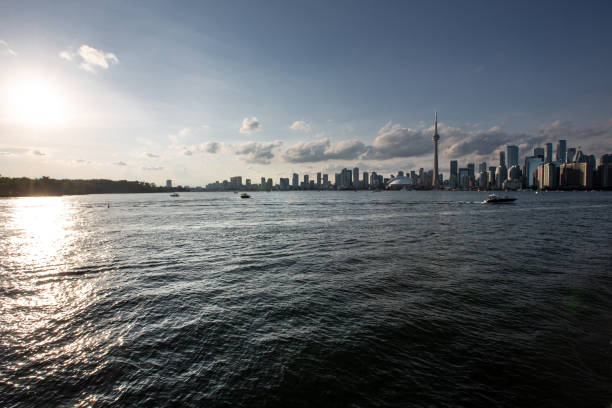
169,127,191,144
32,150,46,156
146,153,160,158
184,141,221,156
142,166,163,171
59,50,72,61
234,141,281,164
0,40,17,56
60,44,119,73
240,116,261,133
283,138,366,163
290,120,311,132
114,161,127,166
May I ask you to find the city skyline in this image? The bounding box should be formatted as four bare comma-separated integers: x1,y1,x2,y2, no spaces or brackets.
2,1,612,186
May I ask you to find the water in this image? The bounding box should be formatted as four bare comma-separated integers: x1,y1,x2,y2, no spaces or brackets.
1,191,611,407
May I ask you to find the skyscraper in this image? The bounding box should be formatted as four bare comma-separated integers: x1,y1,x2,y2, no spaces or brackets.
567,147,576,163
499,151,506,167
556,140,567,163
450,160,458,188
432,112,440,189
545,143,553,163
316,172,321,188
166,179,172,188
353,167,359,188
292,173,299,188
533,147,544,158
506,145,519,168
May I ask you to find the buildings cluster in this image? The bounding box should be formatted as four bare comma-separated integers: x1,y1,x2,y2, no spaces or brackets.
202,113,611,192
448,141,612,191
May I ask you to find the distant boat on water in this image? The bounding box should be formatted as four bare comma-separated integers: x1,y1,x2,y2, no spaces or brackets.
482,194,516,204
170,193,179,197
240,193,250,199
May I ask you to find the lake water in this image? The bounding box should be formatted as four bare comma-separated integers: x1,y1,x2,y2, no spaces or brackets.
1,191,611,407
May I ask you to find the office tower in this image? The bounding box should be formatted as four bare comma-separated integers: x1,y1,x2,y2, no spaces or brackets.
316,172,321,188
506,145,519,168
166,179,172,188
566,147,576,163
525,156,543,188
499,151,506,167
432,112,440,189
230,176,242,190
478,162,487,174
458,168,469,189
541,162,557,190
323,174,329,187
266,178,273,191
334,173,340,189
598,154,612,188
292,173,299,187
370,172,378,188
533,147,544,158
261,177,266,186
556,140,567,163
279,178,289,190
467,163,475,180
246,179,251,186
449,160,458,188
495,166,505,189
304,174,309,185
559,162,592,189
362,172,368,189
545,143,553,163
353,167,359,188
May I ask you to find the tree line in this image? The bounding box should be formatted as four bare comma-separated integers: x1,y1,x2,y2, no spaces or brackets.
0,176,186,197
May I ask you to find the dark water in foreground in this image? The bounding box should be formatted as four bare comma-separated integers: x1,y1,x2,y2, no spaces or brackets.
1,191,611,407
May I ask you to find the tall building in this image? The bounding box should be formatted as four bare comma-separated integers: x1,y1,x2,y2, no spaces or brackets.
525,156,543,188
566,147,576,163
303,174,309,185
316,172,321,188
458,168,469,189
478,162,487,174
506,145,519,168
166,179,172,188
362,172,369,189
292,173,299,188
353,167,359,188
598,154,612,188
467,163,475,181
432,112,440,189
560,162,592,189
449,160,458,188
230,176,242,190
499,151,506,167
533,147,544,158
545,143,553,163
556,140,567,163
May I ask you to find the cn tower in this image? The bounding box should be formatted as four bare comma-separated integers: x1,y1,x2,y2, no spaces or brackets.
432,111,440,189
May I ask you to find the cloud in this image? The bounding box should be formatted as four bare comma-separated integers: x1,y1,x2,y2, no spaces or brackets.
60,44,119,73
184,141,221,156
361,122,433,160
234,141,281,164
114,161,127,166
146,153,160,158
59,50,72,61
142,166,163,171
32,150,45,156
169,127,191,144
290,120,311,132
283,138,367,163
0,40,17,56
240,116,261,133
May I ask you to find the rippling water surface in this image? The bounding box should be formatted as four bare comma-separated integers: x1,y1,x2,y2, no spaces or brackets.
1,191,611,407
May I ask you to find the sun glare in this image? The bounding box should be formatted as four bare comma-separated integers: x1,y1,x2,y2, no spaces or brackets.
5,75,72,127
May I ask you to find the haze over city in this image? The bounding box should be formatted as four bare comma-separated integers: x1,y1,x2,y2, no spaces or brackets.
1,0,612,186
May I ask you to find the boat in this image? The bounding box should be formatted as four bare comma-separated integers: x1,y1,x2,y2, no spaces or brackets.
240,193,250,199
170,193,179,197
482,194,516,204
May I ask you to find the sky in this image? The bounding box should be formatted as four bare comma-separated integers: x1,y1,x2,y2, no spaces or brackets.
1,0,612,186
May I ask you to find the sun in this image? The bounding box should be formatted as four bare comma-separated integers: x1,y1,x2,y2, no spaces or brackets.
5,74,71,127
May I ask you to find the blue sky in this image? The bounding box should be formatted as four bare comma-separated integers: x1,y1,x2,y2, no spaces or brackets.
1,0,611,185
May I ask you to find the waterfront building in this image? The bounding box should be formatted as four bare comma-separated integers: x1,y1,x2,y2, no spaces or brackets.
495,165,506,189
508,165,521,181
487,169,496,188
353,167,360,188
556,140,567,163
598,154,612,188
545,143,553,163
478,171,487,188
166,179,172,188
560,162,592,189
432,112,440,189
292,173,299,188
317,172,321,188
230,176,243,190
386,175,413,190
567,147,576,163
449,160,458,188
323,174,329,188
362,172,368,189
506,145,519,169
539,162,557,190
478,162,487,174
279,178,289,190
467,163,475,184
458,168,469,189
525,156,543,188
246,179,251,186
